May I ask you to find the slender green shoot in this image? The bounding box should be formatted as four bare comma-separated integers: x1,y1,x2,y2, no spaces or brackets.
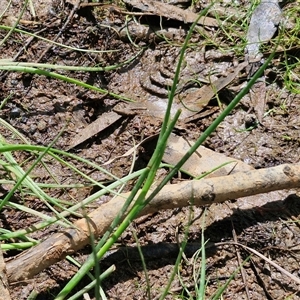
67,265,115,300
0,0,28,47
0,49,142,72
132,228,151,300
0,135,76,227
283,54,300,94
159,205,195,300
0,93,13,110
0,0,11,19
0,65,134,101
0,25,119,54
211,256,251,300
1,242,37,250
196,210,208,300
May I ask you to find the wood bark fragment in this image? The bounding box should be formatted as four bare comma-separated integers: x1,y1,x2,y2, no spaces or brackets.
6,163,300,283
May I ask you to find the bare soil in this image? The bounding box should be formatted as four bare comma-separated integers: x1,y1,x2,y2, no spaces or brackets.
1,0,300,299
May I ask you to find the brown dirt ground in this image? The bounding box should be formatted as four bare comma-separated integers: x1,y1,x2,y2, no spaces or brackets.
1,0,300,299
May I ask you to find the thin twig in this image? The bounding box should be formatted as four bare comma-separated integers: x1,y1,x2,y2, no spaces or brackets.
231,222,251,300
216,241,300,285
36,0,82,62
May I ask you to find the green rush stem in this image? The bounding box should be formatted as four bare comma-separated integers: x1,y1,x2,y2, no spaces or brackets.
0,66,133,101
54,110,181,300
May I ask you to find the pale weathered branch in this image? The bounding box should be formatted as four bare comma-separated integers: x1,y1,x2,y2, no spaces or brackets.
6,163,300,282
0,246,11,299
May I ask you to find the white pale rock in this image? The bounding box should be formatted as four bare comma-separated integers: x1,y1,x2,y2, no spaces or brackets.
246,0,282,61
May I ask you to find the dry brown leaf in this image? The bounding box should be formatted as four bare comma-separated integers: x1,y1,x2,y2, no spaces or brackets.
123,0,218,27
182,61,248,121
66,0,81,6
67,111,122,150
103,134,158,166
163,133,253,178
250,79,266,123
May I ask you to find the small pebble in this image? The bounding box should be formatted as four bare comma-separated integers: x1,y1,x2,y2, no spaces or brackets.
10,107,21,118
37,120,47,132
244,113,257,128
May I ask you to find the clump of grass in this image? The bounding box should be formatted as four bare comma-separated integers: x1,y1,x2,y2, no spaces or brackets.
283,54,300,94
0,1,286,299
54,11,276,300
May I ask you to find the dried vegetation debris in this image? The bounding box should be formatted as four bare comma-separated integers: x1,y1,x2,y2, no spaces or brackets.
0,0,300,299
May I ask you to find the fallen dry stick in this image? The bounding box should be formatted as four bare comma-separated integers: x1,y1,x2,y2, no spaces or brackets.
0,247,11,300
6,163,300,282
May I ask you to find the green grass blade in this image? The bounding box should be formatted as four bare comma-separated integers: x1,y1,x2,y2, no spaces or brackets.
0,0,28,47
211,256,251,300
0,49,143,72
0,65,133,101
0,25,118,54
197,210,207,300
